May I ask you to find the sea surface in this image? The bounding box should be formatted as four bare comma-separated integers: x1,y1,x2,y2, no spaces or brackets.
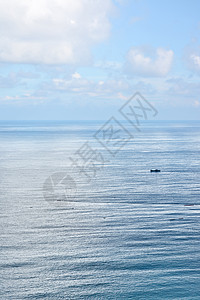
0,120,200,299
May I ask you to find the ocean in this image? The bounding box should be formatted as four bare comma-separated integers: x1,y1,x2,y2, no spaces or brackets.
0,120,200,299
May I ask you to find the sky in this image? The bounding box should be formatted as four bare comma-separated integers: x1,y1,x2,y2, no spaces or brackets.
0,0,200,120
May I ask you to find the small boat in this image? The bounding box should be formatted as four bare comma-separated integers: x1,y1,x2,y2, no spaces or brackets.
150,169,161,172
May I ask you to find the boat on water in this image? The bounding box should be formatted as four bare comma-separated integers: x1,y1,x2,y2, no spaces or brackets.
150,169,161,172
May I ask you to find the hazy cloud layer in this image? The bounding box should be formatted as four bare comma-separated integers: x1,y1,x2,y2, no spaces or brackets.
0,0,113,64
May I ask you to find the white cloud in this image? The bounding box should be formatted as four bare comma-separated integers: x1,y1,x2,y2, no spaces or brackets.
191,54,200,67
51,76,130,94
188,53,200,73
184,43,200,74
72,72,81,79
126,47,174,77
194,100,200,107
0,0,113,64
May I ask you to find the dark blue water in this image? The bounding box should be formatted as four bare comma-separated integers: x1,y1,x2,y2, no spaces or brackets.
0,121,200,299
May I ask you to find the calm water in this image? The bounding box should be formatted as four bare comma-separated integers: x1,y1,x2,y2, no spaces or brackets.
0,121,200,299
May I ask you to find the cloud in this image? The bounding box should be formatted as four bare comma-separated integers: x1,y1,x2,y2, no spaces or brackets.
0,73,21,88
166,77,200,104
125,47,174,77
0,0,113,65
190,54,200,67
184,42,200,74
48,76,130,95
194,100,200,107
72,72,81,79
95,60,122,71
4,94,45,102
187,53,200,74
31,72,134,104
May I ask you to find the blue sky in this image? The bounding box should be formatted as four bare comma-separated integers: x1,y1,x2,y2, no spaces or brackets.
0,0,200,120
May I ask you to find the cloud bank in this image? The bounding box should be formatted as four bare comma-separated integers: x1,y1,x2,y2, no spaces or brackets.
0,0,113,64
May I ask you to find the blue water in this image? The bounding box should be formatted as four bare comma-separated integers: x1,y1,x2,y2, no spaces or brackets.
0,121,200,299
